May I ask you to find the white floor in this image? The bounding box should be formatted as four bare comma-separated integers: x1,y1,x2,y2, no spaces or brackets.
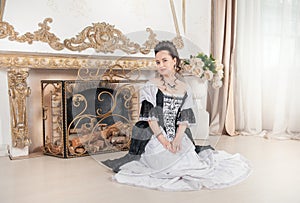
0,135,299,203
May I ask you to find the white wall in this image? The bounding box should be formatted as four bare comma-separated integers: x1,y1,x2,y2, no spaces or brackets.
1,0,210,55
0,0,211,152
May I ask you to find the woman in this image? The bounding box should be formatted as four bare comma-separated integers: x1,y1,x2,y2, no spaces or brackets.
103,41,251,191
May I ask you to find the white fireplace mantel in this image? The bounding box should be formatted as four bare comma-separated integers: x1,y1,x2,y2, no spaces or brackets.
0,0,211,158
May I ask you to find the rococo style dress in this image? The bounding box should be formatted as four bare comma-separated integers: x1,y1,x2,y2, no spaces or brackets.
103,81,251,191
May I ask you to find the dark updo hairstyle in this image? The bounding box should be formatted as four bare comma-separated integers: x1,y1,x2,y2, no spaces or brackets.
154,41,181,73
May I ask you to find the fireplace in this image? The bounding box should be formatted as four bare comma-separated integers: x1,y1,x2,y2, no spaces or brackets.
41,80,144,158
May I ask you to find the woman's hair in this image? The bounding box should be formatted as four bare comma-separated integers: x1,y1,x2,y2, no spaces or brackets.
154,41,181,72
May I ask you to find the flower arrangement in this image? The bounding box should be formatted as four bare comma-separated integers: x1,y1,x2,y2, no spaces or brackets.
182,52,224,88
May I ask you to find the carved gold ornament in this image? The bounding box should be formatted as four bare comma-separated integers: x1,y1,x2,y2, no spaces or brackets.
0,18,183,54
0,18,64,50
64,22,152,54
0,51,156,69
7,68,31,148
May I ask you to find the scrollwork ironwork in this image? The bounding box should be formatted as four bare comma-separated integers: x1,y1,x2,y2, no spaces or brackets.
41,80,139,157
42,82,65,156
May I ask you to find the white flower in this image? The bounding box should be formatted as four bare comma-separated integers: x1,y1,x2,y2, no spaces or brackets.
190,57,204,69
204,70,213,81
212,80,223,89
215,61,224,71
217,69,224,78
212,74,223,88
191,66,204,77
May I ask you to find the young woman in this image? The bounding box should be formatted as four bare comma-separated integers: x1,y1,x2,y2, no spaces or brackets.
103,41,251,191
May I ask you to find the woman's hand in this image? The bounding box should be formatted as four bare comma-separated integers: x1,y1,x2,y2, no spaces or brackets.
157,134,176,153
170,123,187,153
148,120,176,153
171,137,182,153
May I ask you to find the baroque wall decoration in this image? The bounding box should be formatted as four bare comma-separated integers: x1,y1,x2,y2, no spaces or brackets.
0,17,184,54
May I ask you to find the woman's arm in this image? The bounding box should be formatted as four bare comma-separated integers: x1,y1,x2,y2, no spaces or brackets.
148,120,175,153
171,123,188,152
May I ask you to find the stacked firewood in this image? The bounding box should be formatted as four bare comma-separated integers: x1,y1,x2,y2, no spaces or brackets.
69,121,131,154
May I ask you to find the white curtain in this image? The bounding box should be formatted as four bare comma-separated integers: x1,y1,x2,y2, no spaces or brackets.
235,0,300,139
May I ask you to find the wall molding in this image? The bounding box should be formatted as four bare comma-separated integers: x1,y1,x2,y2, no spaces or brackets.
0,17,184,54
0,50,156,70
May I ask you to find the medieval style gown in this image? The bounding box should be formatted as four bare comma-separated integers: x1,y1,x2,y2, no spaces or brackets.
104,81,251,191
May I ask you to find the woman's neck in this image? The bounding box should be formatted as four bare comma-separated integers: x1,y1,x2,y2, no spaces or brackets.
160,74,178,91
162,73,176,84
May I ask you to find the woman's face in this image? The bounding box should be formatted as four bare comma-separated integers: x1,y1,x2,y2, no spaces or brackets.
155,50,176,77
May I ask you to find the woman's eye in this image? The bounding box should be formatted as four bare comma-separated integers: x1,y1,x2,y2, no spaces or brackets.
156,61,160,65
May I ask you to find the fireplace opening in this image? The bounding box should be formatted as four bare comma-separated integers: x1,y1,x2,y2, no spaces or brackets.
42,80,142,158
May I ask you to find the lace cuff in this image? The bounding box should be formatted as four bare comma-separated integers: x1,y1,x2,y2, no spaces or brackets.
139,117,159,122
176,120,196,126
177,108,196,125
